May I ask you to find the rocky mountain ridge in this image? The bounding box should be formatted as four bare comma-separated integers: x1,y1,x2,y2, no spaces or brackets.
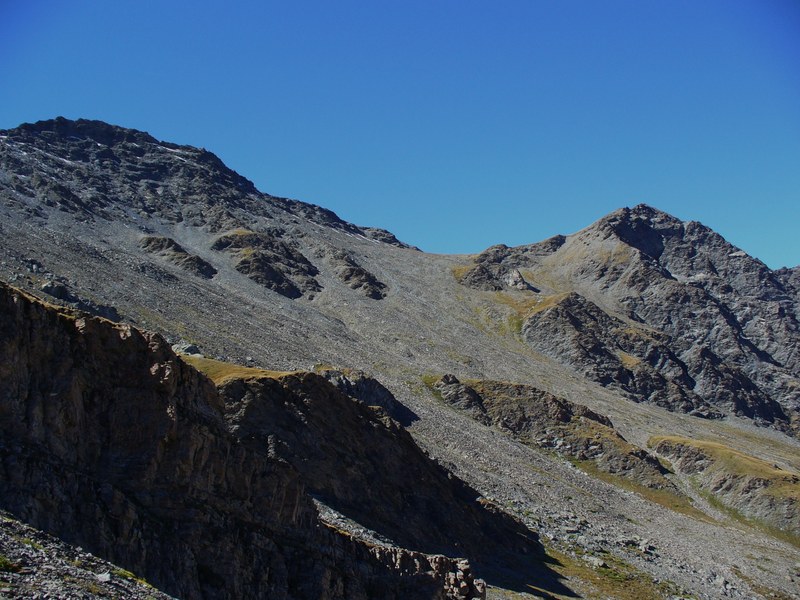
1,118,799,599
456,204,799,434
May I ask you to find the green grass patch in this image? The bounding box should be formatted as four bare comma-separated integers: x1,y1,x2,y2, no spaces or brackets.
19,537,43,551
420,374,445,403
450,264,473,281
112,567,151,587
617,351,642,369
697,487,800,549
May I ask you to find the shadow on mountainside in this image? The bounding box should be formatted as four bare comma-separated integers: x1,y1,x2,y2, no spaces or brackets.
219,372,577,597
477,550,577,599
319,368,420,426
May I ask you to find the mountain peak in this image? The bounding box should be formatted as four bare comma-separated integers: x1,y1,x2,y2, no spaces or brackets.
5,116,159,147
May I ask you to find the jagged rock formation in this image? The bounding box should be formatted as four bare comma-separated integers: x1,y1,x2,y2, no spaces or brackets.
320,368,418,425
0,282,490,599
457,205,800,434
434,375,678,491
140,236,217,279
217,370,540,568
39,279,122,321
323,248,388,299
211,230,321,298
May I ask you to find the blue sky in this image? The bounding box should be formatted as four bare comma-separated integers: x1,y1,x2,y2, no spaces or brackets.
2,1,799,268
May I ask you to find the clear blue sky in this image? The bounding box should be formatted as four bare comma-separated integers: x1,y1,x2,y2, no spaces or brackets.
2,1,799,268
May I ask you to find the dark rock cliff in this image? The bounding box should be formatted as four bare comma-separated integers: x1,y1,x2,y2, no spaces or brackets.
219,372,541,568
0,282,490,599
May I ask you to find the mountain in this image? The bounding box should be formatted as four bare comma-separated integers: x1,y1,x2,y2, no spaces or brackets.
456,204,799,431
1,118,799,599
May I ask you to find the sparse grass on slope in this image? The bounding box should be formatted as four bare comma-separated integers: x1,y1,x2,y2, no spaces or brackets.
180,354,293,385
535,545,690,600
570,456,711,523
650,435,800,548
650,436,800,499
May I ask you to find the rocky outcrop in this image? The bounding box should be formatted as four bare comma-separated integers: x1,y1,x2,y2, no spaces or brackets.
211,230,321,298
326,249,387,299
320,368,418,425
652,436,800,536
456,238,564,291
39,279,121,322
0,282,490,599
521,292,723,416
0,117,414,243
361,227,417,249
139,236,217,279
434,375,679,491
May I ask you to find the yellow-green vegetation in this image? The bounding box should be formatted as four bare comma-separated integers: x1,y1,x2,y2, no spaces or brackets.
730,566,797,600
572,457,710,522
489,291,571,336
558,240,634,269
112,567,151,587
615,325,661,342
713,424,800,473
650,435,800,547
181,354,294,386
556,420,708,520
420,374,445,403
617,351,642,369
0,554,21,573
450,264,473,281
19,537,44,551
493,291,565,317
236,246,258,259
697,487,800,549
539,545,689,600
525,292,572,315
225,228,254,236
5,283,80,322
649,436,800,499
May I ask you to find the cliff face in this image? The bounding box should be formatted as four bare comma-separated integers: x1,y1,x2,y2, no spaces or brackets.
218,372,540,566
0,282,487,599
